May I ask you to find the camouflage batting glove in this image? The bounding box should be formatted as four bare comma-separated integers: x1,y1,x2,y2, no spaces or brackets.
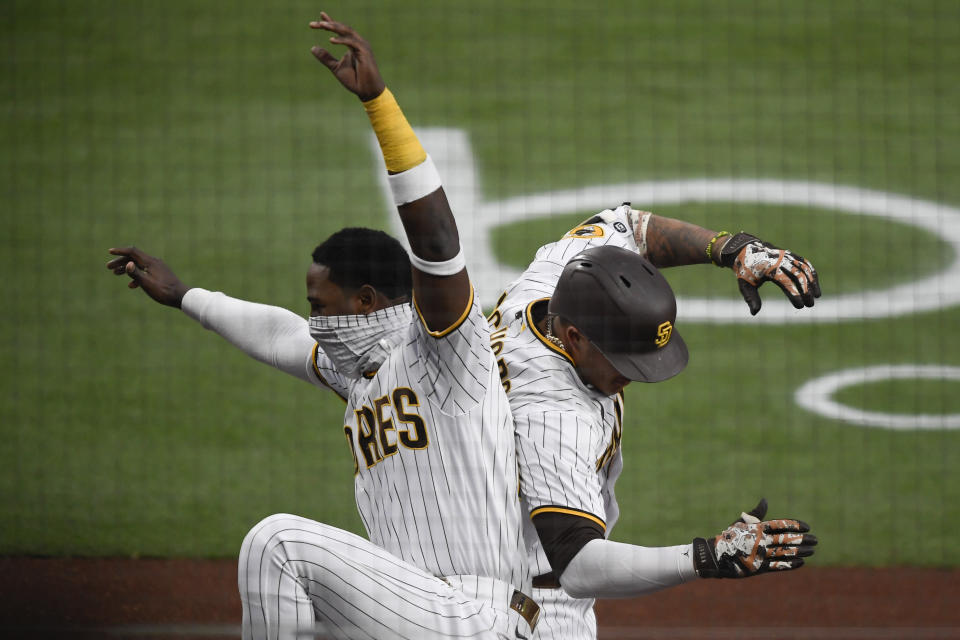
719,232,821,316
692,515,817,579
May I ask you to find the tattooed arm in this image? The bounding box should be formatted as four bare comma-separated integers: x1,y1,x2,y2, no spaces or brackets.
643,215,728,268
640,213,820,315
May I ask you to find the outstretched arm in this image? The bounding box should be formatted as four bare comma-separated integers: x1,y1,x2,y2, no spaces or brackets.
310,13,469,332
546,499,816,599
106,247,324,387
643,213,821,316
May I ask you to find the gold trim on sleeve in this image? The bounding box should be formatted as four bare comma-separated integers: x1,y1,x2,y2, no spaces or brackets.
413,285,475,338
529,505,607,531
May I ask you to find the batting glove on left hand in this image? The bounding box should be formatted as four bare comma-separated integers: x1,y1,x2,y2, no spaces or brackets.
692,502,817,578
719,232,821,316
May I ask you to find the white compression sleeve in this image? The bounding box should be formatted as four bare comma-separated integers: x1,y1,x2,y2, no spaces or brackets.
559,538,698,599
181,288,317,384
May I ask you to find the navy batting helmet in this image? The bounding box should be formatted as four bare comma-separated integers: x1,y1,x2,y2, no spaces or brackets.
548,246,688,382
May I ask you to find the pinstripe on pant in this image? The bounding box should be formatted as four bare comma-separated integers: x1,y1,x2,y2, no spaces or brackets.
239,514,522,640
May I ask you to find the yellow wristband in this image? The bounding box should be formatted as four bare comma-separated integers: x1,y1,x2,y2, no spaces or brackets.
363,88,427,174
705,230,730,266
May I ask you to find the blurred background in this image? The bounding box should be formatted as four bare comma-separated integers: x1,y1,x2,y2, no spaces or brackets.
2,0,958,577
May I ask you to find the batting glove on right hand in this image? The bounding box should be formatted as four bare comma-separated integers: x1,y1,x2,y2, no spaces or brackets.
692,501,817,579
719,232,821,316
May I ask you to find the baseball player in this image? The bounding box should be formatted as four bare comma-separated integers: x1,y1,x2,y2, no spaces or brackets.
488,204,820,638
107,13,539,640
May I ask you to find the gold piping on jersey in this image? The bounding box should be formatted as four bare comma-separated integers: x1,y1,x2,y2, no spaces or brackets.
530,505,607,531
526,298,575,367
413,285,475,338
312,342,348,403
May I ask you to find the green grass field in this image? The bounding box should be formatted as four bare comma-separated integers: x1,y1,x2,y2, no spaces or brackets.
2,0,959,566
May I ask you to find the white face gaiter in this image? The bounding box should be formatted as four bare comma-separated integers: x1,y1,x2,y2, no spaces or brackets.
308,304,413,379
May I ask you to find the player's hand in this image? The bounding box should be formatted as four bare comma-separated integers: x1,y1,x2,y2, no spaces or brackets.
718,232,821,316
692,505,817,579
106,246,189,308
309,12,386,102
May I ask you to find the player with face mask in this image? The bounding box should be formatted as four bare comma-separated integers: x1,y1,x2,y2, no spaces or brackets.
107,13,539,640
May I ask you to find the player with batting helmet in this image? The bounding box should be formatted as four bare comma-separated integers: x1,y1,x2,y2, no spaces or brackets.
488,204,819,639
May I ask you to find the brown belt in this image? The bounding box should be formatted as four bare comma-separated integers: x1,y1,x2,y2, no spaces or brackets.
532,572,561,589
510,589,541,631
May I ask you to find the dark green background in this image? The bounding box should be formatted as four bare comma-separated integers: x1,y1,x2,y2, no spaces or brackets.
2,0,958,564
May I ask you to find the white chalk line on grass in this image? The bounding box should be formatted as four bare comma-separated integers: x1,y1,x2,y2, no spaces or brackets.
371,130,960,428
794,365,960,430
371,129,960,323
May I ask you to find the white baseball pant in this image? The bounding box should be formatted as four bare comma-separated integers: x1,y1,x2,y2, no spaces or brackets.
239,514,533,640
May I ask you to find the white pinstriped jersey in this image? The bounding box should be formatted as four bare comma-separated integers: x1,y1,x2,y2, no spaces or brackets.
309,290,530,593
488,206,643,637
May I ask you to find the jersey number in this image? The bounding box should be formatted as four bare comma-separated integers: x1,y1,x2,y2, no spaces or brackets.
344,387,429,472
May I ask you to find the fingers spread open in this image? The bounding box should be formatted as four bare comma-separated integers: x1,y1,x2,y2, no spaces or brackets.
311,15,355,36
328,33,366,51
311,46,339,68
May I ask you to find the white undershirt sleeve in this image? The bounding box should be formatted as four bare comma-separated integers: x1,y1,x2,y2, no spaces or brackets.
180,288,317,384
559,538,698,599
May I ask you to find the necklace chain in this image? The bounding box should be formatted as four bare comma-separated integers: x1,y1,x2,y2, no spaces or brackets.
545,315,566,351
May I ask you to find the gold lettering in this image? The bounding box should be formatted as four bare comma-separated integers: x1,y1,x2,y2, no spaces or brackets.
374,395,398,457
393,387,428,449
355,406,382,468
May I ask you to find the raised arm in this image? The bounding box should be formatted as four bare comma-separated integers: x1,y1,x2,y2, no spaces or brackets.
310,13,470,332
643,213,821,316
